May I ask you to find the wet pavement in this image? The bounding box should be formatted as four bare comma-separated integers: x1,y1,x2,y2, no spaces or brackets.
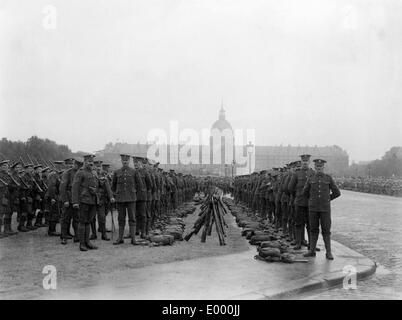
0,203,249,299
299,190,402,300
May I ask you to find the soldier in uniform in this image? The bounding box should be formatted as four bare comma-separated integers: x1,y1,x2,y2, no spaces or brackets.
101,163,113,233
135,157,152,238
169,170,178,210
40,166,50,226
0,159,12,238
7,161,23,234
91,162,113,241
59,159,82,244
110,154,138,245
72,155,109,251
46,161,63,236
303,159,341,260
288,154,315,250
32,164,47,228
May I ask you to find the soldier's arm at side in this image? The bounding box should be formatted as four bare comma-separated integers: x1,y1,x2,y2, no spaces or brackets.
59,171,69,203
329,176,341,200
288,174,297,196
105,179,114,201
111,171,117,194
71,170,82,205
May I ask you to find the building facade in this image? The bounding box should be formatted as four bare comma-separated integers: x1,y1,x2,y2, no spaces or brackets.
97,107,349,176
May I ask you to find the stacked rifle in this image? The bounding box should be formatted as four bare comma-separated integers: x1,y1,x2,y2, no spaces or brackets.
184,188,228,245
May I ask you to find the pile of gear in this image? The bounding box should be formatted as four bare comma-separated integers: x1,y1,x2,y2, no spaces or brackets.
144,203,197,246
223,198,308,263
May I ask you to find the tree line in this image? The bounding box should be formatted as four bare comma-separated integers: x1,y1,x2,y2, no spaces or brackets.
0,136,74,163
345,147,402,178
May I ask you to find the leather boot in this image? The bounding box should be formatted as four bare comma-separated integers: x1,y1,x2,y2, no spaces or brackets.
44,211,50,226
303,232,318,257
85,224,97,249
0,220,7,238
293,227,302,250
4,218,18,235
48,222,60,236
72,222,79,242
141,220,147,239
78,224,87,251
90,221,97,240
25,219,36,230
34,211,45,227
323,234,334,260
17,215,29,232
113,226,125,245
130,225,137,245
100,223,109,241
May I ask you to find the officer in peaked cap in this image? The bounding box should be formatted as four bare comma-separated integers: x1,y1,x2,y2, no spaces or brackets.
131,155,149,239
110,154,138,245
72,154,104,251
302,159,341,260
64,158,74,170
287,154,315,250
59,156,83,244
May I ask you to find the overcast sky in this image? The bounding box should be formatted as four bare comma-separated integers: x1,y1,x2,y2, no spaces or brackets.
1,0,401,162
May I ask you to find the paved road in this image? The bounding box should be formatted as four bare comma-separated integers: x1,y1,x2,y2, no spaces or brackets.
300,190,402,300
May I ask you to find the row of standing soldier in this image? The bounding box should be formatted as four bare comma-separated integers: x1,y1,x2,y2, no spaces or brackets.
233,154,341,260
0,154,198,252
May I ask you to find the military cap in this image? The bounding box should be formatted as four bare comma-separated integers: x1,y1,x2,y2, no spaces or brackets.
300,154,311,161
0,159,10,166
157,168,163,172
42,167,50,172
313,159,327,166
24,163,34,168
154,162,160,168
132,156,143,163
64,158,74,164
101,163,110,168
169,169,175,173
272,167,279,171
34,164,43,169
82,154,95,161
260,170,267,174
120,154,131,160
94,160,103,166
294,160,302,167
74,158,83,165
53,160,64,165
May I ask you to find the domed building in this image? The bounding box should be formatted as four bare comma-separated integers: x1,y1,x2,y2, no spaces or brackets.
211,106,233,132
97,104,349,176
209,106,235,176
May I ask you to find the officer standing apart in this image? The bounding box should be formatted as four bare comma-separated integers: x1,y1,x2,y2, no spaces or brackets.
59,159,82,245
302,159,341,260
111,154,139,245
72,155,114,251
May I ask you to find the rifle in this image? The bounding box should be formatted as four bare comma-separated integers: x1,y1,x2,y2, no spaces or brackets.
6,172,21,188
0,176,8,186
22,155,44,193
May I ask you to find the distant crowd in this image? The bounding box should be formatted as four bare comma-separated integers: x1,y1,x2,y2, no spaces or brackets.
335,176,402,197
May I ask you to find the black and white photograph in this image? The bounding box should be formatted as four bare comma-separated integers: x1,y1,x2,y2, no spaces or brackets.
1,0,402,305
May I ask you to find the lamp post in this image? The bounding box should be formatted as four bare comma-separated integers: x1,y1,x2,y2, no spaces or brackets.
231,159,236,179
246,141,254,174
